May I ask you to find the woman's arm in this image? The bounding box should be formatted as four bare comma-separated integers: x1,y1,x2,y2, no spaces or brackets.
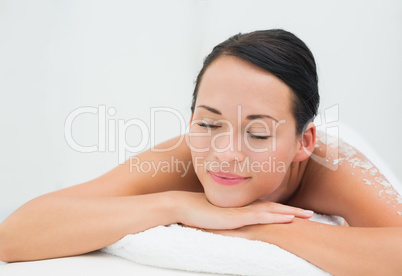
0,192,178,262
210,219,402,275
0,193,312,263
0,135,312,262
0,135,197,262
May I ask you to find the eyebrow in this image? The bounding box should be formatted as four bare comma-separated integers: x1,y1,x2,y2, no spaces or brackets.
246,114,279,122
197,105,222,115
197,105,279,122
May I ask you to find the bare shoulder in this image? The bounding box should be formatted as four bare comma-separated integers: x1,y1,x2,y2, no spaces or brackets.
289,131,402,227
44,134,203,198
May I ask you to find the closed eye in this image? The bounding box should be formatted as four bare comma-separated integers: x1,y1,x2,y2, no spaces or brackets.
247,131,270,140
197,123,221,129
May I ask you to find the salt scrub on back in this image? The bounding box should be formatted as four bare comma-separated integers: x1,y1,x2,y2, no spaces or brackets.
314,131,402,216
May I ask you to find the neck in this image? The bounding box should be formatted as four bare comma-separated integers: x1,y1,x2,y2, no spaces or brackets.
259,160,307,203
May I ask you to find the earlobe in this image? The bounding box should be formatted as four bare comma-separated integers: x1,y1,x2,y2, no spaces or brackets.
293,122,316,162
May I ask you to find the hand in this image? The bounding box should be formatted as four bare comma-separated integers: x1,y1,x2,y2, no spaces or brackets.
172,191,314,230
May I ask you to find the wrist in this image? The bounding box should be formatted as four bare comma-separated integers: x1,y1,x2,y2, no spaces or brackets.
124,191,184,234
252,217,309,243
162,191,185,225
164,190,198,226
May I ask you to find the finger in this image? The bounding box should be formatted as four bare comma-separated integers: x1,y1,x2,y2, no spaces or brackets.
270,205,314,218
246,212,295,225
250,202,314,218
229,210,295,227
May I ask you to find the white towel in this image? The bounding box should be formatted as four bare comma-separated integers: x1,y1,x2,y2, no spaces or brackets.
102,214,343,275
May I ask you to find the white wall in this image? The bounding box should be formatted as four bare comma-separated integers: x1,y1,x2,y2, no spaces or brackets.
1,0,401,221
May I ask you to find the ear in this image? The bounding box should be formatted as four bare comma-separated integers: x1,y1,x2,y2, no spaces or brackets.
293,122,316,162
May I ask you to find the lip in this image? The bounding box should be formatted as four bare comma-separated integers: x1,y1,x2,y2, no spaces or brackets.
208,170,251,186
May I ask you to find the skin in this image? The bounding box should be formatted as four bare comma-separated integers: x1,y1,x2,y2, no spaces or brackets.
0,56,401,275
189,55,305,208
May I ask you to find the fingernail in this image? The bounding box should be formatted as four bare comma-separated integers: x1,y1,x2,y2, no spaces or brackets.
304,210,314,216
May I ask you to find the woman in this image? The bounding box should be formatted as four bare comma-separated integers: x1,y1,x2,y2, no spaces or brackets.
0,29,401,275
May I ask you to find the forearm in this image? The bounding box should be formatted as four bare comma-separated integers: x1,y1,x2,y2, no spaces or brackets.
0,191,177,262
253,218,402,275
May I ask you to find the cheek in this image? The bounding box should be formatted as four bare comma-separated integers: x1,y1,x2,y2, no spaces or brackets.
188,125,215,153
189,136,209,152
247,152,287,177
271,130,299,159
247,138,297,175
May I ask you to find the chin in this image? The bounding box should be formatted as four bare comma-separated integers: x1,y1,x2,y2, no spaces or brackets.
205,191,253,208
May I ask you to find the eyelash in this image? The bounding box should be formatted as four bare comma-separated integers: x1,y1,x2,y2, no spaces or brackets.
246,131,270,140
197,123,270,140
197,123,220,129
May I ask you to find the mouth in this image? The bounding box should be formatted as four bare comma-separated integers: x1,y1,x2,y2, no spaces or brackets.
208,170,251,186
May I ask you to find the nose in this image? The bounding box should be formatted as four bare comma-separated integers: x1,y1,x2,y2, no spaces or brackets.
212,133,245,163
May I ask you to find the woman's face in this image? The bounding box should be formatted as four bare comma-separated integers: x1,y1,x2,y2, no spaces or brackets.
189,55,301,207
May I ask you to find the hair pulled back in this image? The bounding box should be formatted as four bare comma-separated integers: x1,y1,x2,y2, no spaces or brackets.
191,29,319,134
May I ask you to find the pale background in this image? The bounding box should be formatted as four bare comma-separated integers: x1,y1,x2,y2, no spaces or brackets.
0,0,401,221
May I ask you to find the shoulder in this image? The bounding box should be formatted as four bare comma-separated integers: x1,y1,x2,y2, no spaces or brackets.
289,131,402,227
46,134,203,197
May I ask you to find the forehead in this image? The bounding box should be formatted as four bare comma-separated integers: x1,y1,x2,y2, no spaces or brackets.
196,55,294,120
